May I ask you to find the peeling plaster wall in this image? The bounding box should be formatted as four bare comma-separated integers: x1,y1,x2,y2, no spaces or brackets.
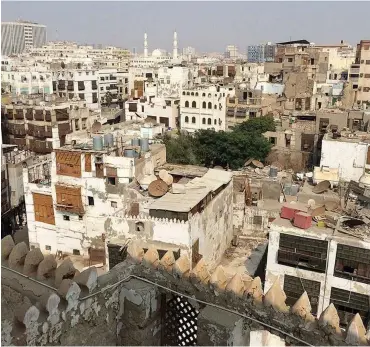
320,139,368,182
190,182,234,266
265,228,370,318
105,216,191,250
24,146,166,256
244,206,280,234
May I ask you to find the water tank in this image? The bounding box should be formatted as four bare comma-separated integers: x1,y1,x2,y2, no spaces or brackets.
131,138,141,146
269,166,278,178
104,133,114,147
140,138,149,152
93,136,103,151
124,148,138,158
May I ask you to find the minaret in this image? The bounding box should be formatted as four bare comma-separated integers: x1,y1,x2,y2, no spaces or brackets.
144,32,148,58
173,31,178,60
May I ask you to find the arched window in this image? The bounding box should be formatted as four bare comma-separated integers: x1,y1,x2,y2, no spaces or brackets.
208,102,212,109
192,101,197,108
215,94,217,97
182,91,185,95
192,117,196,124
214,104,217,109
185,101,189,107
191,92,194,96
202,101,206,109
202,118,206,124
187,92,190,95
208,93,212,98
214,119,217,125
208,118,212,125
195,92,199,96
185,116,189,123
202,93,206,97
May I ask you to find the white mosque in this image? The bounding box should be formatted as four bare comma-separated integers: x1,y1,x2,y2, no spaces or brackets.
130,31,183,67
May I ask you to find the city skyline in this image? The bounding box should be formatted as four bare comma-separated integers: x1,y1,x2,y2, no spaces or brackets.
2,1,370,53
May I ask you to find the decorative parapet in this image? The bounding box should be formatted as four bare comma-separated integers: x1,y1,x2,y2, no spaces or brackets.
111,213,190,225
1,235,369,346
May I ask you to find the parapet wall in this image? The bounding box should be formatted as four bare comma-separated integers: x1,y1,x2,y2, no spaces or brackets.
1,235,369,346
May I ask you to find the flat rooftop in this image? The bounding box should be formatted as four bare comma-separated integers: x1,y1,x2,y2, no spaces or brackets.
149,169,232,213
155,163,209,178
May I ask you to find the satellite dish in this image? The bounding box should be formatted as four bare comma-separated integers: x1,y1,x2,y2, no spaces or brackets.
312,180,331,194
148,179,168,197
307,199,316,209
252,160,264,169
163,173,173,186
158,169,168,181
244,158,253,167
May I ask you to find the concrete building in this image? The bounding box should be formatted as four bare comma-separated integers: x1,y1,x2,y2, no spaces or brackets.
52,67,99,109
180,85,232,133
247,43,276,63
225,45,238,59
349,40,370,107
23,128,167,257
1,70,53,96
109,168,234,267
316,130,370,184
125,98,180,129
3,95,99,152
265,213,370,324
1,20,46,56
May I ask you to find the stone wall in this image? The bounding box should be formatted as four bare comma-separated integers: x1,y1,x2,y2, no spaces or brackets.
1,235,369,346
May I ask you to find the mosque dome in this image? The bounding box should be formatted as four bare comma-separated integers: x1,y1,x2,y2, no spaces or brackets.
152,49,163,57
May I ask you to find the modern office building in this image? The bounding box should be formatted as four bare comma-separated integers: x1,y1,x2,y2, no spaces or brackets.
1,20,47,56
247,43,276,63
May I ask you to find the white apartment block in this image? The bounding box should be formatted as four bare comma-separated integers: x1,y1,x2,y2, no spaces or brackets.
125,97,180,129
2,70,53,96
97,68,129,103
180,86,230,132
52,68,99,109
265,217,370,326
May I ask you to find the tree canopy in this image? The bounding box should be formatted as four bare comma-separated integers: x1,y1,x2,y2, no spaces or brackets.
160,116,275,170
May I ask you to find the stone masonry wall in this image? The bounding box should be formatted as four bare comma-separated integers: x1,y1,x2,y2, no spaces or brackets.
1,235,369,346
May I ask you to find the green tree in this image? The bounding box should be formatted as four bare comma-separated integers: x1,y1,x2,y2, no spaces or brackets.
234,115,275,135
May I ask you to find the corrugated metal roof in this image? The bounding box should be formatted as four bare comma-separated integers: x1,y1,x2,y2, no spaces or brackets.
149,169,232,213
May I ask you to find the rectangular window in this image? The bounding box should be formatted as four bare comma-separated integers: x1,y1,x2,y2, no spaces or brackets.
73,249,80,256
107,177,116,185
45,245,51,251
278,234,328,273
111,201,117,208
63,215,70,221
79,215,83,220
88,196,94,206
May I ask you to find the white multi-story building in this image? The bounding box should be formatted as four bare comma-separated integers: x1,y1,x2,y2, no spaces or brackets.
1,20,46,56
265,215,370,325
23,127,167,257
180,86,234,133
97,68,129,104
52,68,99,109
2,70,53,95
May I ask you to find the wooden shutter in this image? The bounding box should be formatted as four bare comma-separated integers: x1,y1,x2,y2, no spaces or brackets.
55,185,84,214
33,193,55,225
85,154,92,172
56,151,81,177
106,166,117,177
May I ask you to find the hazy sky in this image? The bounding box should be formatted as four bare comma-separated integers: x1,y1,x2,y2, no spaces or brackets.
2,1,370,53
